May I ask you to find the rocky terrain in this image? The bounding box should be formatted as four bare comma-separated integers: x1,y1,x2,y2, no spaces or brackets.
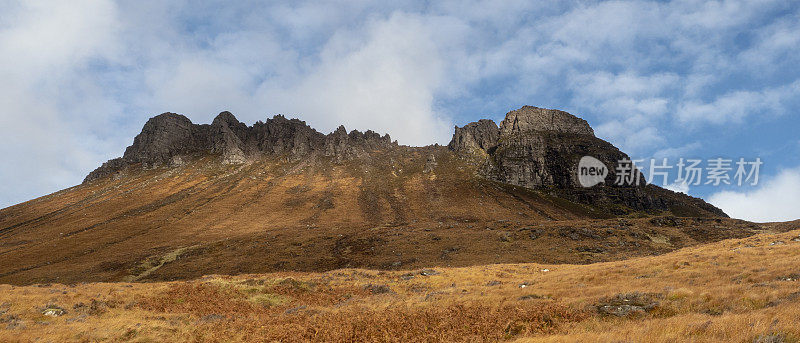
86,106,722,216
85,112,394,182
2,105,798,342
450,106,724,216
0,106,750,286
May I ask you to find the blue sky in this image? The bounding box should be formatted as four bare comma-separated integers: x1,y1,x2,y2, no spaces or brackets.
1,0,798,221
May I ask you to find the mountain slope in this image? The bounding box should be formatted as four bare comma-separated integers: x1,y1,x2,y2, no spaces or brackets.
0,106,746,285
2,227,799,342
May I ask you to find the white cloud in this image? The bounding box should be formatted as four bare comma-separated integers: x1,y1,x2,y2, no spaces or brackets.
568,71,679,151
128,10,461,145
738,12,800,68
594,121,665,156
569,71,678,118
143,56,262,119
676,81,800,125
708,167,800,222
256,12,455,145
664,180,691,194
0,1,121,74
653,142,701,160
1,0,799,217
0,0,122,206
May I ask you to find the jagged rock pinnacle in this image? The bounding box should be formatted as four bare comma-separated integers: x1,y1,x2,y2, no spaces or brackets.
499,106,594,136
448,119,499,155
83,111,395,183
444,106,683,214
82,106,726,217
448,106,608,189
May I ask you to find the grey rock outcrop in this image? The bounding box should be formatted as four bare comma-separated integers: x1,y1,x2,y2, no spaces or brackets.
209,111,248,164
450,106,621,189
121,113,199,167
447,106,683,213
323,125,393,160
447,119,499,154
83,157,128,184
596,292,660,317
482,129,638,189
251,115,326,157
423,153,437,173
83,111,395,183
498,106,594,136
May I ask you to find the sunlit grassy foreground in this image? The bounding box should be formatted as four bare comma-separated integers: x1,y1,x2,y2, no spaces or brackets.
1,229,799,342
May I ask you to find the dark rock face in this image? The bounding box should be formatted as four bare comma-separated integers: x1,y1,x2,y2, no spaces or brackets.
450,106,630,190
323,125,392,160
83,112,395,183
122,113,199,167
209,111,248,163
482,132,638,189
481,106,619,197
448,106,727,216
448,119,499,154
251,115,326,157
499,106,594,136
83,157,128,184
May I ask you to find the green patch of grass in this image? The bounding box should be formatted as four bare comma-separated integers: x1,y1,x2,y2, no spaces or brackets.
248,293,289,307
275,277,314,292
125,245,200,282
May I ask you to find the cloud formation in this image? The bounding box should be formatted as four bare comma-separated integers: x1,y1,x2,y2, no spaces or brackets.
0,0,123,207
709,168,800,222
258,12,455,145
1,0,799,218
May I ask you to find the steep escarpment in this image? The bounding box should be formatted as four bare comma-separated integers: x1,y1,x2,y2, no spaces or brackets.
84,112,394,183
82,106,726,218
448,106,625,188
447,119,499,156
0,105,744,285
84,106,726,218
448,106,727,217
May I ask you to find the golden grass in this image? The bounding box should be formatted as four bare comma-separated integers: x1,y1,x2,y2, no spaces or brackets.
123,245,200,282
1,152,742,285
1,229,799,342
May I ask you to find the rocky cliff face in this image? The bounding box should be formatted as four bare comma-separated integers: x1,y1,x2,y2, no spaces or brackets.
448,106,725,216
82,106,725,217
449,106,629,189
447,119,499,155
498,106,594,136
324,125,393,160
122,113,199,167
84,112,395,183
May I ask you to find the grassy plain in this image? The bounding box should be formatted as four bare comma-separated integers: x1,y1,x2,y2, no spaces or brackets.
1,227,798,342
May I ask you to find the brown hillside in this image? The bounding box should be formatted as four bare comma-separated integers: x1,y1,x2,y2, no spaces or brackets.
0,146,762,285
0,107,755,285
1,226,799,342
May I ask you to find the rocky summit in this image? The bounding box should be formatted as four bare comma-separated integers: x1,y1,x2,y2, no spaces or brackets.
447,106,724,215
84,112,394,183
85,106,724,216
450,106,619,189
84,106,725,216
498,106,595,136
0,105,737,286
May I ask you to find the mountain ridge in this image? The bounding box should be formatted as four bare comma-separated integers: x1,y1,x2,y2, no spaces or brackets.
0,105,742,285
84,111,396,183
84,105,726,217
